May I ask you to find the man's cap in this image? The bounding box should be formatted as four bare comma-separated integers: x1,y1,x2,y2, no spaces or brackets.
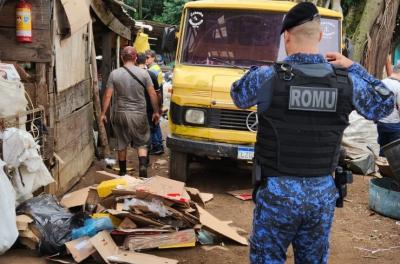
281,2,320,34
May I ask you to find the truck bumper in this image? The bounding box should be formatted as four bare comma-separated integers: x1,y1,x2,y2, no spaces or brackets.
166,135,253,159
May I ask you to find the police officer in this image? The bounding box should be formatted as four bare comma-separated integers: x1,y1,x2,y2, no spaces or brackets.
230,3,394,264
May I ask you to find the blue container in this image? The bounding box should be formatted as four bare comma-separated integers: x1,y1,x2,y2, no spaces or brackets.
369,177,400,220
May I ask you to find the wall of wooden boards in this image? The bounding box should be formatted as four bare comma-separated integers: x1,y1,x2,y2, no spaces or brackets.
54,102,94,192
55,24,89,92
0,0,52,62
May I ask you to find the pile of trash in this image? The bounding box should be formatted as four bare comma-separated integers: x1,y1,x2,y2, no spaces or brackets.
14,171,248,263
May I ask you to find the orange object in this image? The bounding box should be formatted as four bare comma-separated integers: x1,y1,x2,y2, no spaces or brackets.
16,0,32,43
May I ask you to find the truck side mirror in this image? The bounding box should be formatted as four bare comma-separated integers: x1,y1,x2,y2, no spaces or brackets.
162,26,178,52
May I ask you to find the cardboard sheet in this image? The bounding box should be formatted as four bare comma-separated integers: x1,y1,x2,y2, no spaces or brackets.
65,237,96,263
196,205,248,246
124,229,196,251
95,170,119,183
60,187,91,208
185,187,214,206
227,189,253,201
16,214,33,231
90,231,178,264
135,176,186,202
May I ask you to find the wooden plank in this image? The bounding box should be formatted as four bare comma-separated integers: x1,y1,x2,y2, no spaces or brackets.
55,102,93,151
55,25,89,92
36,63,48,110
60,0,91,34
57,142,94,194
0,27,51,62
55,79,92,120
91,0,131,40
0,0,51,30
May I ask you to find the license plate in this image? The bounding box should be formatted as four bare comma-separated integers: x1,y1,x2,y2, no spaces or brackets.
237,147,254,160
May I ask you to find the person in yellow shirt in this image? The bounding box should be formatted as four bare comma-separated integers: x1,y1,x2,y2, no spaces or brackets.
145,50,164,155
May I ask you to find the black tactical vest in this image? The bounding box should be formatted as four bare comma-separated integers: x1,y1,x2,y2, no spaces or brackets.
255,63,354,177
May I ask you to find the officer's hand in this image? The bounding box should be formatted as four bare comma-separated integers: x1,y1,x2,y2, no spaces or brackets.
100,113,107,123
152,112,160,124
326,52,353,68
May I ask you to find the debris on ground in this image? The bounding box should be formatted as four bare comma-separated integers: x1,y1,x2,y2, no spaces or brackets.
10,173,247,263
227,189,253,201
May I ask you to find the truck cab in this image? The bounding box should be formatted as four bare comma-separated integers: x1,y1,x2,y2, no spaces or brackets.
167,0,342,181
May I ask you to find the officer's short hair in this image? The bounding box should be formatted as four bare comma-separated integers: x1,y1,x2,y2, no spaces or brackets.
288,18,321,42
393,61,400,73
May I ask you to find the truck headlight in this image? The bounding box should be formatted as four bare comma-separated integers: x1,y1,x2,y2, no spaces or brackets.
185,109,205,125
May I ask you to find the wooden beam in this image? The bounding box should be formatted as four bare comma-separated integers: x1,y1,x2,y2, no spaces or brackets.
91,0,131,40
36,63,48,110
91,27,110,156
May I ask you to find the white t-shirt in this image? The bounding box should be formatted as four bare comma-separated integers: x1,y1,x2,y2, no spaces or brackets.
379,78,400,123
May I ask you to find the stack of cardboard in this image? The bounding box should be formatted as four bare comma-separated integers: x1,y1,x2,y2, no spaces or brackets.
16,214,40,250
52,171,248,263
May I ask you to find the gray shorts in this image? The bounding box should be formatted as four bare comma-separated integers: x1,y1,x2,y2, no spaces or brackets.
112,111,150,150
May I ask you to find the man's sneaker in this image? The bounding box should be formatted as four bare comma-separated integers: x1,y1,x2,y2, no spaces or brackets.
149,147,164,155
139,165,148,178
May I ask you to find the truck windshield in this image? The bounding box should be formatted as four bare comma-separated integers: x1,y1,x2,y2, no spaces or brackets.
181,9,341,68
181,9,284,67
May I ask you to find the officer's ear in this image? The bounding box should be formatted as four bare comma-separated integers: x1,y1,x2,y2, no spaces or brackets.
318,31,323,42
284,31,290,44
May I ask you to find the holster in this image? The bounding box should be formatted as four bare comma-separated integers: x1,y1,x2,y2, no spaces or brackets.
252,158,263,203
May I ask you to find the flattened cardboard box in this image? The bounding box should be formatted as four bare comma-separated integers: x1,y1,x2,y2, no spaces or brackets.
90,231,178,264
60,187,91,208
124,229,196,251
196,205,248,246
65,237,96,263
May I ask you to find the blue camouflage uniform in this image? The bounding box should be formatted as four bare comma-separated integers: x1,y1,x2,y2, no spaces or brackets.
230,53,394,264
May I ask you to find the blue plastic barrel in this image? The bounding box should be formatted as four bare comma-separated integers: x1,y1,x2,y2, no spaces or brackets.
369,177,400,220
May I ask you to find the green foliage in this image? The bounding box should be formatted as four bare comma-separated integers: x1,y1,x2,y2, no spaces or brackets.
123,0,164,20
342,0,367,38
123,0,191,25
154,0,191,25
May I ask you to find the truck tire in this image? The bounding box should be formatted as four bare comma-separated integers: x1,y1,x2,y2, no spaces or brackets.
169,150,189,182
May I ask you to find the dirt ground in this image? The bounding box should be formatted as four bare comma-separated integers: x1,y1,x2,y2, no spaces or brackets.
1,123,400,263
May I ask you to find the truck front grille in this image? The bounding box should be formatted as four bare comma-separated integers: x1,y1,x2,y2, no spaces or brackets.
209,109,256,131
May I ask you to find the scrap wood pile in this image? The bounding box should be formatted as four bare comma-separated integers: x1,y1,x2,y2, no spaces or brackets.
15,171,248,264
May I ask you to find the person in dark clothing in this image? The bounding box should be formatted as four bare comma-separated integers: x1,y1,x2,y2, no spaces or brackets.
136,53,163,159
231,3,394,263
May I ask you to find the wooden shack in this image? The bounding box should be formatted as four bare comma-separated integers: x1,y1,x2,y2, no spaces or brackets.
0,0,136,195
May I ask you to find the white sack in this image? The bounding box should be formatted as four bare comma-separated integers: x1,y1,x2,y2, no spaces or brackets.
1,128,54,205
342,111,379,174
0,159,18,255
0,79,28,129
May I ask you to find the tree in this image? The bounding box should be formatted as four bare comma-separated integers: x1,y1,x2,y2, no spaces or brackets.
154,0,191,25
295,0,400,78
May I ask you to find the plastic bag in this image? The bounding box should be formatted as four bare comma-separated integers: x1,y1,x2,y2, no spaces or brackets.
123,198,171,217
0,159,18,255
0,79,27,129
1,128,54,205
71,217,113,239
17,194,84,255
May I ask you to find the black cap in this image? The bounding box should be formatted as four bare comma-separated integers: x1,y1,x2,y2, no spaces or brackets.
281,2,320,34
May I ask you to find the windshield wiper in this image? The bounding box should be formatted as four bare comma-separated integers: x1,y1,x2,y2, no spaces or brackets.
209,57,246,71
245,59,275,65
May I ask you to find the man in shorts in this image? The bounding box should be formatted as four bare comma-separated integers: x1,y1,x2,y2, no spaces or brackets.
101,46,160,177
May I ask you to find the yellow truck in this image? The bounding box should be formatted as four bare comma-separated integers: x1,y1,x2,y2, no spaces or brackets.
166,0,342,181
